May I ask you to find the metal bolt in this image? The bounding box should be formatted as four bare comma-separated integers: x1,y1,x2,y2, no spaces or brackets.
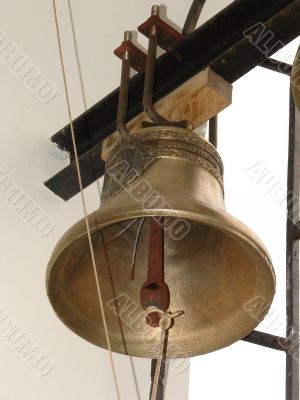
151,5,160,16
124,30,132,41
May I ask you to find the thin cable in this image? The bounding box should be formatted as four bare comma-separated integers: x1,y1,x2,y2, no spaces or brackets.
146,307,183,400
52,1,121,398
151,328,166,400
106,219,137,245
130,218,145,280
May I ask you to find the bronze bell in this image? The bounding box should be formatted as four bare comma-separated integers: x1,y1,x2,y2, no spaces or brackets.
47,125,275,358
46,13,275,359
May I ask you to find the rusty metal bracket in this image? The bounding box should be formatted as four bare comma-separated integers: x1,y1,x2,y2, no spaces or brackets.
138,8,183,52
114,35,146,73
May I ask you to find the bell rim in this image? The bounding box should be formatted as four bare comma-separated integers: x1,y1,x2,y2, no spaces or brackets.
46,202,276,358
47,202,275,284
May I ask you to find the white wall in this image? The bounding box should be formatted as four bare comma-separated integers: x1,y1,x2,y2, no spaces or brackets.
2,1,296,400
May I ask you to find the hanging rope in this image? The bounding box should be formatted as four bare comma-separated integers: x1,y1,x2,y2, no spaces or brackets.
51,1,121,398
145,307,183,400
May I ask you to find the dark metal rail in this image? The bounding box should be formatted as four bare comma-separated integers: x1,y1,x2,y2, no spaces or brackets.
286,90,299,400
294,223,300,240
261,58,292,76
45,0,300,200
242,331,288,352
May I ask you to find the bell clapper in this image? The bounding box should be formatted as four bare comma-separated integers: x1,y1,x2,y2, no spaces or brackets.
140,217,170,327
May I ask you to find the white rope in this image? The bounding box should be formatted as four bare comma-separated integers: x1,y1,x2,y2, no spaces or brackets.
146,307,183,400
51,1,121,398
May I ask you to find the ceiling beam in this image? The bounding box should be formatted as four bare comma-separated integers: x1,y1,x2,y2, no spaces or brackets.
45,0,300,200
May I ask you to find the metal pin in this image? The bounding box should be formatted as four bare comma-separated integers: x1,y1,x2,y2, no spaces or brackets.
143,8,170,126
143,6,191,129
116,30,132,136
151,5,160,16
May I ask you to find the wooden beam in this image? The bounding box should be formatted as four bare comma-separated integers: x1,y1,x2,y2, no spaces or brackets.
101,68,232,161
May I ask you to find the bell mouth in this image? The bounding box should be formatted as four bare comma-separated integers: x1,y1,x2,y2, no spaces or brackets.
46,204,275,359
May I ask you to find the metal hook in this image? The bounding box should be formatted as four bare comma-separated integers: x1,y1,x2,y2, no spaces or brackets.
182,0,206,36
143,6,191,129
116,31,132,137
143,6,169,126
